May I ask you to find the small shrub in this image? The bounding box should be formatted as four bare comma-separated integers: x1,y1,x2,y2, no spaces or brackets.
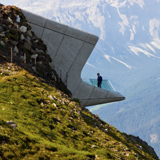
73,98,80,103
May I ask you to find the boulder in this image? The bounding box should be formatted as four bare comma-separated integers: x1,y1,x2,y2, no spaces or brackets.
10,40,18,46
6,121,17,129
0,26,3,33
34,39,39,43
32,66,36,72
26,36,31,42
24,41,32,50
48,95,54,100
38,61,43,65
14,46,19,53
36,48,44,54
7,17,13,24
19,26,27,33
20,56,24,61
27,30,32,37
0,33,5,37
16,15,20,23
31,54,38,59
21,34,25,40
0,41,5,46
14,23,19,29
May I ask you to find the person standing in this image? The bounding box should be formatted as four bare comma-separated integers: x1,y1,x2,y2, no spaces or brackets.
97,73,102,88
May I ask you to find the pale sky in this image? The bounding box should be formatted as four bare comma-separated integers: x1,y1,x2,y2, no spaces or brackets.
1,0,17,5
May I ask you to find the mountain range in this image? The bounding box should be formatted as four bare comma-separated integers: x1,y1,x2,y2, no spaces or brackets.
14,0,160,157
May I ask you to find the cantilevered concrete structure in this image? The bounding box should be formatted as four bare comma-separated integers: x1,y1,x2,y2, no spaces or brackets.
22,9,125,107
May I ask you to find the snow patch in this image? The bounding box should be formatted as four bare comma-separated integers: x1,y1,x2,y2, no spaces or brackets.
151,38,160,50
117,9,130,35
129,46,159,58
86,62,97,69
128,0,145,9
104,55,111,62
146,43,156,53
142,26,145,30
138,43,156,53
150,134,158,143
156,77,160,80
112,57,132,69
149,18,160,38
130,29,134,40
74,12,85,22
86,6,106,40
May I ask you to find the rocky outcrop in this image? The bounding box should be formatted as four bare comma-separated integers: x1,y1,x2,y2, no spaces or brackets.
6,121,17,129
0,4,51,77
0,3,71,96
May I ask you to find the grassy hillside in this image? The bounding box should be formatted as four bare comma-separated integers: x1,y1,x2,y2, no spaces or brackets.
0,62,159,160
0,3,159,160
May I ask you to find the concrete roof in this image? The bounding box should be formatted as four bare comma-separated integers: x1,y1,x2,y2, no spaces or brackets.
22,9,125,107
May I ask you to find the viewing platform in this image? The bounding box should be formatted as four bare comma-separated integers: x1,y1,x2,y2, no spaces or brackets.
22,9,125,107
83,79,115,91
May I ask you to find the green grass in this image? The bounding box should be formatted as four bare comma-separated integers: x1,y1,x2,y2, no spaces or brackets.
0,63,158,160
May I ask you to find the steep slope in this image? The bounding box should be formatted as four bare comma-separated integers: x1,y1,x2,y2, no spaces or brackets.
0,3,159,160
12,0,160,157
0,59,158,160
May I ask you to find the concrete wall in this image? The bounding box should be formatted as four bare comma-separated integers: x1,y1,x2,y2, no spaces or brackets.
22,9,125,107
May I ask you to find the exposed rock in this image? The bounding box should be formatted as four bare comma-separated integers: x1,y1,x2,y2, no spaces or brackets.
95,155,99,159
21,34,25,40
48,95,54,100
104,128,108,133
16,15,20,23
40,102,44,107
31,54,38,59
14,46,19,53
0,26,3,33
0,33,5,37
32,66,36,72
91,145,96,148
53,103,57,108
19,26,27,33
138,145,143,150
7,17,13,24
26,36,31,42
27,30,32,37
20,56,24,61
6,121,17,129
0,3,71,97
36,48,44,54
58,99,65,104
34,39,39,43
0,40,5,46
24,41,31,50
14,23,19,29
37,61,43,65
10,40,18,46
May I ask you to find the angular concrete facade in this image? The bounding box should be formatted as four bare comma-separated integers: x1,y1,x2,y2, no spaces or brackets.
22,9,125,107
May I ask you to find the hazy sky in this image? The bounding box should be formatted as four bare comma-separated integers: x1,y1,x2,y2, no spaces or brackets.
1,0,17,5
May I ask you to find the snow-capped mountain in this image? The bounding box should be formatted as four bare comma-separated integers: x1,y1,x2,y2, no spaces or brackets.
14,0,160,82
14,0,160,157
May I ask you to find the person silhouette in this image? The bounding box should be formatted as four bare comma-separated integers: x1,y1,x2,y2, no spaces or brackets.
97,73,102,88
